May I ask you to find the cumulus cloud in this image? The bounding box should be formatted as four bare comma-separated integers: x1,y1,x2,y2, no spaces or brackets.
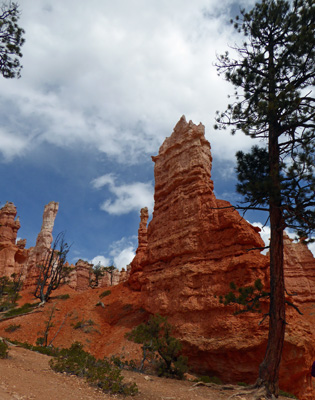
90,255,111,267
0,0,258,163
92,174,154,215
112,247,135,270
89,237,136,270
251,222,270,254
0,127,30,161
109,236,137,270
252,222,315,257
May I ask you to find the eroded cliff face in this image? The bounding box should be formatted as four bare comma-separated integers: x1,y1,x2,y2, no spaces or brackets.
128,116,315,399
68,260,128,291
0,202,28,277
283,233,315,302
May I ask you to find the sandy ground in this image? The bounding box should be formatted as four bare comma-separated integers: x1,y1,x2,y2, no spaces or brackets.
0,344,296,400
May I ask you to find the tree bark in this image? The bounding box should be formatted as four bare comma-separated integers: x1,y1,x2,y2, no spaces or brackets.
258,121,286,397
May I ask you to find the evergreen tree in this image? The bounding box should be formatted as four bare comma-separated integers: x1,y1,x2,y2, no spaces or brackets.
0,1,25,79
126,314,188,378
215,0,315,397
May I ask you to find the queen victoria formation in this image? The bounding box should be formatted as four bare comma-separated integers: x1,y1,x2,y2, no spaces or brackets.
1,116,315,399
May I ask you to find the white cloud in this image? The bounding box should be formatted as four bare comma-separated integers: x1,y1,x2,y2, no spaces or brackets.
112,247,135,270
90,255,111,267
109,236,137,270
0,127,30,161
90,236,137,270
91,174,115,190
252,222,315,257
0,0,258,163
252,222,270,254
308,242,315,256
92,174,154,215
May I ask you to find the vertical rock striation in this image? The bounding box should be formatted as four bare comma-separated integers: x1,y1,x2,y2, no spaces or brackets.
23,202,59,288
35,202,59,251
128,116,315,400
283,233,315,302
0,202,28,277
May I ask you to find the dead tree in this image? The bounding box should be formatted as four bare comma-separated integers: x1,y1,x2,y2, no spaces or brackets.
34,232,70,304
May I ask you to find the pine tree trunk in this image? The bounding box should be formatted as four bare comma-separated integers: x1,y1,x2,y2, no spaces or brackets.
258,122,286,397
258,203,285,397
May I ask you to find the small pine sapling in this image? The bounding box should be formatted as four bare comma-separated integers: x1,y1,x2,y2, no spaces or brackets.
126,314,188,379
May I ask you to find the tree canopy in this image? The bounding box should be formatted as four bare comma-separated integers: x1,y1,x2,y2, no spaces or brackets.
215,0,315,397
0,1,25,78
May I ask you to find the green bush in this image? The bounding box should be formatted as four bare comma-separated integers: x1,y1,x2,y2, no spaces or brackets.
126,314,188,379
0,340,8,359
4,324,21,333
56,294,70,300
2,302,38,318
195,375,223,385
8,340,59,357
0,274,23,313
99,290,111,299
279,390,298,399
73,319,96,333
109,355,137,371
49,342,138,395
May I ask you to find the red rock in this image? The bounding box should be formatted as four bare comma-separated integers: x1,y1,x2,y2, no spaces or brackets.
69,260,129,290
128,116,315,400
35,201,59,251
119,264,131,284
129,207,149,290
23,202,60,289
283,232,315,302
0,202,28,278
0,202,20,244
71,259,92,292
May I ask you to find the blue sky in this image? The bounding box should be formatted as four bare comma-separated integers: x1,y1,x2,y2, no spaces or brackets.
1,0,285,269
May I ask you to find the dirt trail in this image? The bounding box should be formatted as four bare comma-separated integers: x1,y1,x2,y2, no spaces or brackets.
0,345,296,400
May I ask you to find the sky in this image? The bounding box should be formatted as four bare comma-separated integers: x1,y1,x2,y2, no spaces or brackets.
1,0,312,269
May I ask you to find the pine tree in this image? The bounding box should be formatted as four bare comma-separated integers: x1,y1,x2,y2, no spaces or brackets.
0,1,25,79
215,0,315,397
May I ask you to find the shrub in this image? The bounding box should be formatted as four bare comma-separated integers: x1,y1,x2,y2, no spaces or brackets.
4,324,21,333
0,273,23,312
99,290,111,299
279,390,298,399
73,319,96,333
0,340,8,359
207,376,223,385
110,355,137,371
126,314,188,379
2,302,38,318
195,375,223,385
56,294,70,300
49,342,138,395
8,339,59,356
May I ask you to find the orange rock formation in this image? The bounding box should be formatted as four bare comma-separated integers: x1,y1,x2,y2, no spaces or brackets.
23,201,60,289
128,116,315,399
1,116,315,399
0,201,129,291
0,202,28,278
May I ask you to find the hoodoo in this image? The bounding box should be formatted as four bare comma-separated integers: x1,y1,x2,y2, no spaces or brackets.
128,116,315,399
